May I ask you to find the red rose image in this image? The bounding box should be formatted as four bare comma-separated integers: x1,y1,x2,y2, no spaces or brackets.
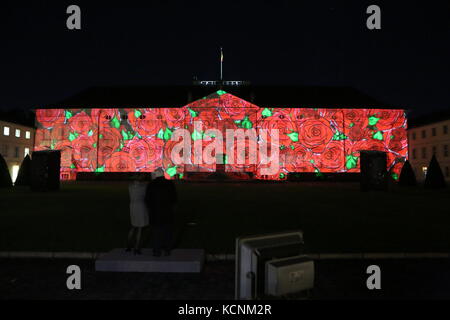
68,111,94,135
350,140,386,157
193,109,219,131
386,152,398,168
389,161,404,179
163,108,186,128
388,140,404,153
142,108,164,119
321,109,344,124
189,140,217,172
128,110,163,136
187,96,219,109
279,120,298,145
163,139,186,168
216,118,238,133
105,152,137,172
90,108,119,124
71,135,97,171
97,127,123,166
124,137,152,170
298,118,334,153
223,106,248,120
390,127,407,141
314,141,345,172
143,137,164,168
347,122,371,141
258,118,297,147
36,109,65,129
198,108,219,121
221,95,254,119
344,109,368,124
270,108,293,121
225,138,256,172
34,128,50,149
385,127,408,156
161,157,184,178
292,108,320,121
125,137,165,170
284,143,313,172
368,109,405,131
55,145,73,168
50,123,70,142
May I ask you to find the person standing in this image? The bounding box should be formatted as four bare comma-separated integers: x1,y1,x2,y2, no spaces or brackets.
126,174,150,255
146,168,178,257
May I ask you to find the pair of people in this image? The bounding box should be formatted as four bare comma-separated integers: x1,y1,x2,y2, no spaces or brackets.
126,168,177,256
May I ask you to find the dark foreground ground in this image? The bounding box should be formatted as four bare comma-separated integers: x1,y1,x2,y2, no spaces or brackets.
1,181,450,254
1,258,450,299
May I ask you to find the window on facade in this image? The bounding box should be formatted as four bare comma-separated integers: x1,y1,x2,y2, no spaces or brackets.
14,146,19,158
412,148,416,160
3,126,10,136
444,145,449,157
444,125,448,135
24,148,30,157
15,129,20,138
412,132,416,140
1,145,8,157
422,147,427,159
25,131,31,139
432,146,437,155
421,130,426,138
432,127,436,137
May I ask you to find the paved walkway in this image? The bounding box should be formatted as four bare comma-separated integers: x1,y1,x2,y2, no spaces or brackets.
1,258,449,299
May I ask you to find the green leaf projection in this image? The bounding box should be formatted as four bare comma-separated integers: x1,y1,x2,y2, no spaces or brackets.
34,92,408,180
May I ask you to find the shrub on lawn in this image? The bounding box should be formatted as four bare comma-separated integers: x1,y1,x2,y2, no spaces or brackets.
424,155,446,189
14,155,32,186
0,154,12,188
399,160,417,187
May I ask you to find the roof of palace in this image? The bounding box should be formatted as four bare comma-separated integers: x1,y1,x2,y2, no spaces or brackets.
40,85,398,109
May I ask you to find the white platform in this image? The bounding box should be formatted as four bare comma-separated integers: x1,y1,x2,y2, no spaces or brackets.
95,248,205,273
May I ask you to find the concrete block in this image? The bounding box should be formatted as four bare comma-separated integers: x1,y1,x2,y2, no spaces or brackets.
95,248,205,273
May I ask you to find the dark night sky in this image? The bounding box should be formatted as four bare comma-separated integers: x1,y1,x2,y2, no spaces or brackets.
1,0,449,115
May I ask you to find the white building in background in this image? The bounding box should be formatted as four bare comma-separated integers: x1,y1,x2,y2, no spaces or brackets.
408,113,450,181
0,119,35,182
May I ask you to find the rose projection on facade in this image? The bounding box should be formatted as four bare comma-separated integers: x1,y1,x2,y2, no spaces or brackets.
34,91,408,180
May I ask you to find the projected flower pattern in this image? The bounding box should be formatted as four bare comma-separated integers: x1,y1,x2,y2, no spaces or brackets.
34,91,408,180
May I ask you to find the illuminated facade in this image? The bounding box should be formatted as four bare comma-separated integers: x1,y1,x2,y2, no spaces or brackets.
408,118,450,181
0,120,35,182
34,91,408,180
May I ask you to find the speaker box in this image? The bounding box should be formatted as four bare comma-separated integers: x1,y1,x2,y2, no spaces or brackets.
31,150,61,191
360,150,387,191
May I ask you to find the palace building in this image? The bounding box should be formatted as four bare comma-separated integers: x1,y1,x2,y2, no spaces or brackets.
33,85,408,180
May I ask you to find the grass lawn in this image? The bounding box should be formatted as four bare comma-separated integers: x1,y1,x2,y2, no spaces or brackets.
1,181,449,254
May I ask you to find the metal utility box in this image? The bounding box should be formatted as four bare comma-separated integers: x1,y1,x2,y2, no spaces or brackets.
265,255,314,296
235,231,304,300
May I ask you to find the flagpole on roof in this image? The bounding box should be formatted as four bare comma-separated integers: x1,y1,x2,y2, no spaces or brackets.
220,47,223,82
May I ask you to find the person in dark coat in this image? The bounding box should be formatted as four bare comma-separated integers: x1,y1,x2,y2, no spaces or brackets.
146,168,178,257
